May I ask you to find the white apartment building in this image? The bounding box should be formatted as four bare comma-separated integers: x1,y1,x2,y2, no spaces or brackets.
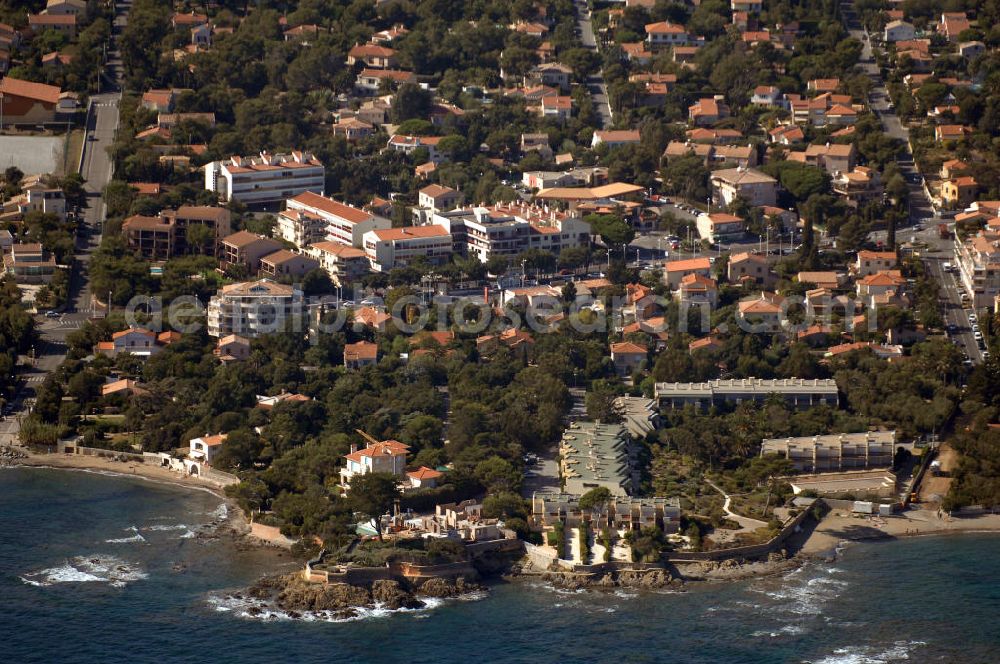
432,203,591,262
275,208,327,248
362,225,454,272
412,184,462,223
285,191,391,247
206,279,303,338
955,230,1000,309
307,241,371,284
204,150,325,205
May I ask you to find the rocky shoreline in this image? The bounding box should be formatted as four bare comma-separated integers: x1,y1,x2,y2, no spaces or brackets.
515,549,799,590
236,573,486,621
0,446,28,467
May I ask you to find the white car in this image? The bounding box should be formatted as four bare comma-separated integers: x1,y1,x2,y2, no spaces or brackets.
969,313,978,323
974,331,983,340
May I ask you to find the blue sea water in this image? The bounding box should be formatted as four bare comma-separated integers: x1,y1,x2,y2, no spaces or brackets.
3,467,1000,664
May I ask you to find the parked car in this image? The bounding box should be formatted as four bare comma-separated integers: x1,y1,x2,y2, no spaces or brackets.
43,310,60,318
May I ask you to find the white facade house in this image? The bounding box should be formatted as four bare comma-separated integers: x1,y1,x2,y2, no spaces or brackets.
710,167,778,207
204,150,325,205
95,328,163,359
340,440,410,490
286,191,391,247
386,135,444,163
696,212,745,243
206,279,304,338
186,434,227,474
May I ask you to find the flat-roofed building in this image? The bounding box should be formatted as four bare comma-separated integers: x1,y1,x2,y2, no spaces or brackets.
204,150,325,205
531,492,680,533
559,421,633,497
761,431,909,473
655,377,839,410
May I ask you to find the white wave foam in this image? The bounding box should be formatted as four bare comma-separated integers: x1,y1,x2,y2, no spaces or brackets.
106,526,146,544
207,592,462,623
21,555,148,588
809,640,926,664
180,529,198,539
105,534,146,544
751,624,807,638
208,503,228,521
144,524,190,531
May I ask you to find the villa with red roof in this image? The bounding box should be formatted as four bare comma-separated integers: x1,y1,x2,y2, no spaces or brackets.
610,341,647,376
340,439,410,489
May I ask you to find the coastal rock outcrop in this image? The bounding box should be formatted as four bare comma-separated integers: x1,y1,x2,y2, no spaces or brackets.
242,572,485,618
541,568,679,590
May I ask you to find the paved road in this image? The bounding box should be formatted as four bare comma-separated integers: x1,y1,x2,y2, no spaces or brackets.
572,0,613,129
841,2,983,363
2,1,126,445
841,1,934,224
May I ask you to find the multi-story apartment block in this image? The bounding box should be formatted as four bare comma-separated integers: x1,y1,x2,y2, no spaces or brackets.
123,206,231,259
285,191,391,247
761,431,910,473
432,203,591,262
206,279,303,338
362,225,453,272
204,150,324,205
655,378,839,410
307,241,370,284
218,231,283,274
955,230,1000,309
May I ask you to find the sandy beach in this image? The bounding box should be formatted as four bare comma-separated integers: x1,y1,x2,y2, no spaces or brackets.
798,507,1000,557
11,450,233,496
5,449,306,549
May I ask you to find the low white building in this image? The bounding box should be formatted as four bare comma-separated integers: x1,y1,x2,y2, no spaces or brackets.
696,212,744,243
185,434,227,475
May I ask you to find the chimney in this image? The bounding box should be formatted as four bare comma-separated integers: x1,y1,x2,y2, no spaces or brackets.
350,443,358,453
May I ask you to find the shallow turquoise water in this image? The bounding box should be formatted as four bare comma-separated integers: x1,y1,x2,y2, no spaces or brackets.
2,467,999,663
